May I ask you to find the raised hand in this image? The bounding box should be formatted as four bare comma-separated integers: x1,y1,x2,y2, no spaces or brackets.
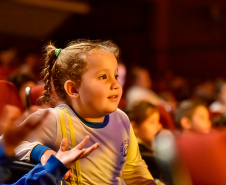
56,136,99,168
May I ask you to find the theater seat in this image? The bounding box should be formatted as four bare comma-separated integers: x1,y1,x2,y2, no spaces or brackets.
175,129,226,185
3,160,36,184
0,80,23,115
157,105,176,130
25,85,44,108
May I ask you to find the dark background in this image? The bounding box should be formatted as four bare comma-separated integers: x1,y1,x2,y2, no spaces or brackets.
1,0,226,84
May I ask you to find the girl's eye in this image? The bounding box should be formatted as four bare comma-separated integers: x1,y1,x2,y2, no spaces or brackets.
99,74,107,80
115,75,119,80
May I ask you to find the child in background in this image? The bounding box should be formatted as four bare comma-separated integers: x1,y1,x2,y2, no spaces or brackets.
127,101,174,185
174,100,212,134
127,101,163,152
15,39,156,185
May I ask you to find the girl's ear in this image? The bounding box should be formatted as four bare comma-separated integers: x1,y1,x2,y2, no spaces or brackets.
180,117,192,130
64,80,79,99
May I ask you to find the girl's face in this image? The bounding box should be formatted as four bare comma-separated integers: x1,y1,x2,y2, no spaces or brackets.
191,105,211,133
76,50,122,120
135,111,162,143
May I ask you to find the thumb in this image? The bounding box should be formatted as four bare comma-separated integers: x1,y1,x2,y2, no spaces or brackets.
59,138,68,152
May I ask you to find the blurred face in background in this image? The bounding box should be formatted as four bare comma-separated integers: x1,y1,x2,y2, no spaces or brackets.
132,110,162,143
135,69,152,89
190,105,211,133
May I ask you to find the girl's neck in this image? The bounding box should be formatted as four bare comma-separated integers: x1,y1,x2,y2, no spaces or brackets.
69,103,105,123
84,117,105,123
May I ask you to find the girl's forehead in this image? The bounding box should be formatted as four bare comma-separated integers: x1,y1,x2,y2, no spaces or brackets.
87,49,113,56
86,50,117,66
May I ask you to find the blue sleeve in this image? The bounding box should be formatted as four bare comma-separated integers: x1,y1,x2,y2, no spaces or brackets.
30,144,52,163
0,142,10,165
8,155,69,185
0,142,14,183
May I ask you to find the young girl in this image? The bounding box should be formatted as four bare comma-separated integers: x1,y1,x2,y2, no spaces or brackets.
15,40,155,185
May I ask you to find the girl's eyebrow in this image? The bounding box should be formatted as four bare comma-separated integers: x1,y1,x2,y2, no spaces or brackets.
95,68,118,74
94,69,108,74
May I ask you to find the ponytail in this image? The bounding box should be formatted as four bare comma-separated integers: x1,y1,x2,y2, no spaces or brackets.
41,44,57,104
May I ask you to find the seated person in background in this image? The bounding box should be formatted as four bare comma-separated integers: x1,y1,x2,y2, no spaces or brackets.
209,80,226,114
174,100,212,134
8,73,37,110
127,101,173,185
0,106,99,185
125,66,171,111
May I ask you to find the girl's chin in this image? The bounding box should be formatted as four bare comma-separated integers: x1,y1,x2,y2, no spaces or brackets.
105,107,118,114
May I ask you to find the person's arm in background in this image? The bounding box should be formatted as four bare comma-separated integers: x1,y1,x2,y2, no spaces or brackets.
12,108,57,162
121,126,156,185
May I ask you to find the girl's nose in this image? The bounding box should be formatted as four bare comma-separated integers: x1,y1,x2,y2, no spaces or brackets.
111,78,121,90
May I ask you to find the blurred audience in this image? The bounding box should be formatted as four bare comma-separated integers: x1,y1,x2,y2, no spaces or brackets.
8,73,37,109
0,47,18,80
17,52,43,80
192,80,215,106
209,80,226,113
125,66,171,112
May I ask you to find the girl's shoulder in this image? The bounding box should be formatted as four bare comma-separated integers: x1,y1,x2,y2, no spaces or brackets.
111,108,129,117
110,108,130,125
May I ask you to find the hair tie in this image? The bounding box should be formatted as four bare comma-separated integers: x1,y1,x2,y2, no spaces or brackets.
55,48,62,57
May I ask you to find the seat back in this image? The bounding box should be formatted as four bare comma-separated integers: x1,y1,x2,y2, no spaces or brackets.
25,85,44,108
0,80,23,115
3,160,36,184
157,105,176,130
176,129,226,185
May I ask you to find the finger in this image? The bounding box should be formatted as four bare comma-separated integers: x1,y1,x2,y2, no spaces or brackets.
68,170,74,178
75,135,90,150
63,170,73,180
59,138,68,152
80,143,100,159
63,171,70,180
